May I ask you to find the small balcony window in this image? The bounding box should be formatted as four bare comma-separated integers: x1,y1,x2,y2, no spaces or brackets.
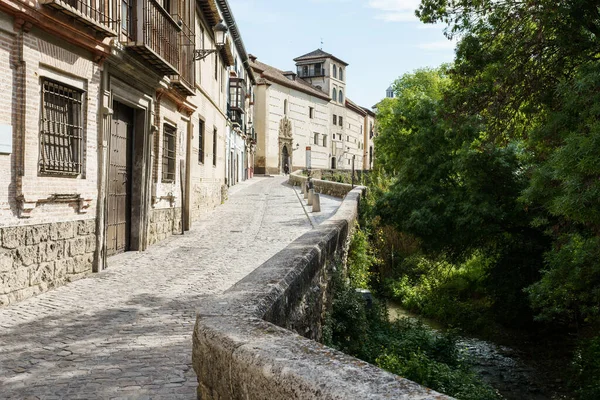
229,77,246,112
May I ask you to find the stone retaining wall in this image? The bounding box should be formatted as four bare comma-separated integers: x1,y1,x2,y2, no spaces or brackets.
288,170,354,198
192,188,451,400
0,220,96,306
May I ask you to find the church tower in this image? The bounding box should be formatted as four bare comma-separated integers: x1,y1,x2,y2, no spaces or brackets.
293,49,348,106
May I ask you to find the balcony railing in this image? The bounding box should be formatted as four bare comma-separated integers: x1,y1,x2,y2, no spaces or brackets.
124,0,180,76
41,0,118,37
228,107,244,129
170,17,195,95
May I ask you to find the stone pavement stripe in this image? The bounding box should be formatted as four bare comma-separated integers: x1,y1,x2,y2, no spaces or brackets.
0,176,337,399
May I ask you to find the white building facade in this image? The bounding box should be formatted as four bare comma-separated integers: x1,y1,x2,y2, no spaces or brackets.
251,49,374,174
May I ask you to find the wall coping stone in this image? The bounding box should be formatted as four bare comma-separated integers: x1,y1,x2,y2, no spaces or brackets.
288,170,355,199
192,187,452,399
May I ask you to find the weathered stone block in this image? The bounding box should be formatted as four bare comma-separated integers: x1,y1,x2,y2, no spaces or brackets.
39,241,65,263
73,254,93,274
68,238,86,257
54,258,73,279
29,262,54,286
0,268,29,295
1,226,26,249
25,224,50,245
0,249,15,273
85,235,96,253
77,219,96,236
17,245,38,266
49,222,74,241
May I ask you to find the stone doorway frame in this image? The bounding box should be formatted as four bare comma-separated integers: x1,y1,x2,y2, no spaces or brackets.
96,76,154,271
278,117,293,174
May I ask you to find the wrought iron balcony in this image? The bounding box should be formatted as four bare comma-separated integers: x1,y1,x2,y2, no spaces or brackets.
40,0,118,37
170,18,195,95
123,0,181,76
229,108,243,127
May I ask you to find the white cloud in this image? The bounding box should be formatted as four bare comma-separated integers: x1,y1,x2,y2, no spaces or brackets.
368,0,420,12
416,39,456,51
368,0,421,23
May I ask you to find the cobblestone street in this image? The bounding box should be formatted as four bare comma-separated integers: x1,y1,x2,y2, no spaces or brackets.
0,177,340,399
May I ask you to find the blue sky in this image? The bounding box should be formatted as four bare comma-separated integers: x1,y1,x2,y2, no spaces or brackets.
228,0,456,108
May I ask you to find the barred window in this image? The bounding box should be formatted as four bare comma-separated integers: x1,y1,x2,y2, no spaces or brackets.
162,124,176,182
39,79,84,175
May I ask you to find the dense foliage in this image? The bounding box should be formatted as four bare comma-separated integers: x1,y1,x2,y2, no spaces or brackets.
323,259,499,400
356,0,600,396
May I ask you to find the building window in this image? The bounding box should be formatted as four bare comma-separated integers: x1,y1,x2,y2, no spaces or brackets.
347,158,351,165
214,53,218,80
338,90,344,103
322,134,327,147
347,135,350,142
212,128,217,166
39,78,84,175
284,99,288,115
314,132,319,145
162,124,176,182
198,119,205,164
332,88,337,102
332,64,337,78
333,114,337,125
314,63,323,75
339,116,343,127
339,67,343,81
309,107,314,119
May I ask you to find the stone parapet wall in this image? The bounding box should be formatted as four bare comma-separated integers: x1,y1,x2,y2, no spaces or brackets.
0,220,96,306
148,208,182,246
289,170,354,198
192,188,451,400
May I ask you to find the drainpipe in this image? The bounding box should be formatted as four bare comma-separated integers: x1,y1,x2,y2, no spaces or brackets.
13,19,29,212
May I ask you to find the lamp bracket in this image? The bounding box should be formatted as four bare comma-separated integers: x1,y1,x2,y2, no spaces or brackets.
194,48,218,61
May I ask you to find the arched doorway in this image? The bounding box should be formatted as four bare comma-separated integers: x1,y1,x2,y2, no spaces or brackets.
331,156,336,169
281,145,289,174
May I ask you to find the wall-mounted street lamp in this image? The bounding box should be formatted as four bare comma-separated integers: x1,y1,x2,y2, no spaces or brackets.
194,20,228,61
292,143,300,151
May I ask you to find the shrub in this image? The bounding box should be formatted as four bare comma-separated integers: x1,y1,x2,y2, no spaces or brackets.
324,270,499,399
572,335,600,399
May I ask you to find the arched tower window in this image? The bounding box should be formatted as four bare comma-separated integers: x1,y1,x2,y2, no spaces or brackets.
332,88,337,102
338,90,344,104
339,67,343,81
284,99,288,115
332,64,337,79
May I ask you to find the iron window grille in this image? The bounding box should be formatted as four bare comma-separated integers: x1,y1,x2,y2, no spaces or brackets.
39,78,84,176
162,124,176,182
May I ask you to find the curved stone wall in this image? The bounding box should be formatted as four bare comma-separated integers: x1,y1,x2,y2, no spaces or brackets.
192,187,452,400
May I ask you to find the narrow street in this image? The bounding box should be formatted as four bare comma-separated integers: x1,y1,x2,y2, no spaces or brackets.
0,177,340,399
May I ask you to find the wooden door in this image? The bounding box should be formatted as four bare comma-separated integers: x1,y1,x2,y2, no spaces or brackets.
107,102,134,256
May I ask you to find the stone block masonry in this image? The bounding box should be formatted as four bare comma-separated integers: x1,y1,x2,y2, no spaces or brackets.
0,220,96,306
148,207,182,246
